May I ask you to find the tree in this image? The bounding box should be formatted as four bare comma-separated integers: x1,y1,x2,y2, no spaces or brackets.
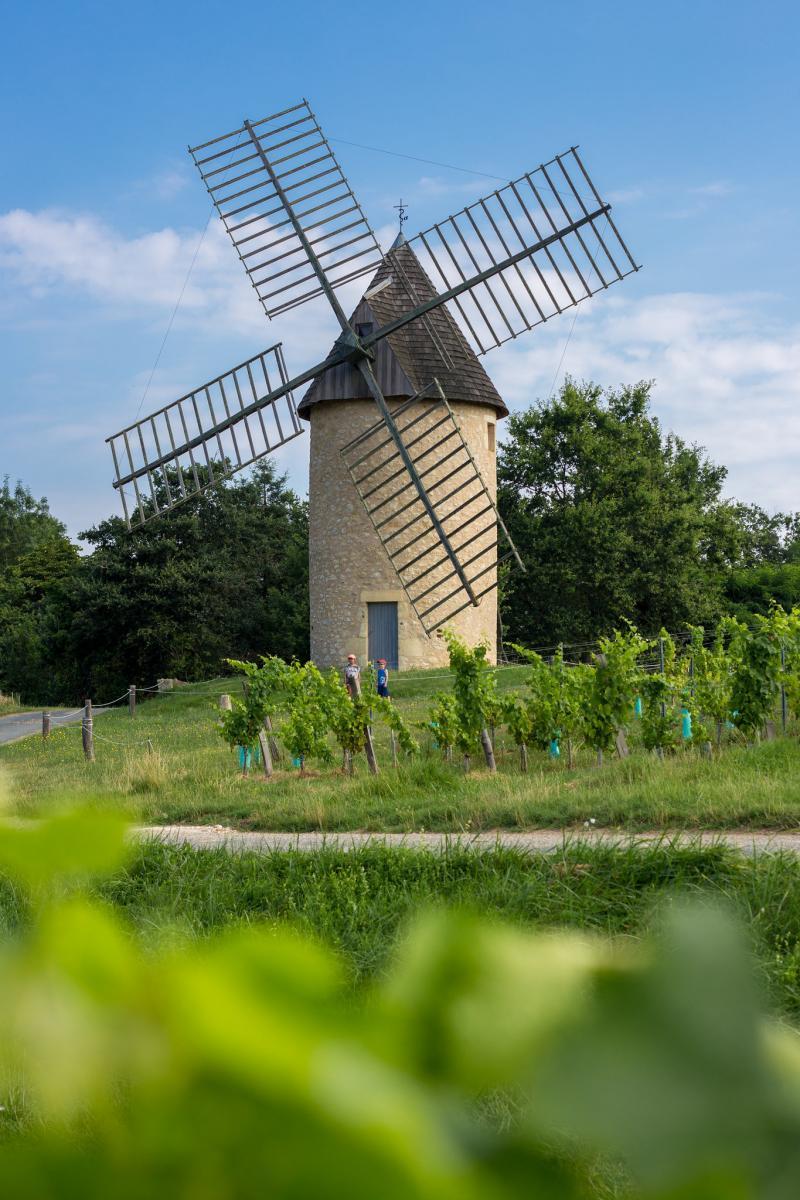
724,564,800,622
0,477,71,570
497,380,732,645
716,502,800,568
65,462,309,702
0,480,79,702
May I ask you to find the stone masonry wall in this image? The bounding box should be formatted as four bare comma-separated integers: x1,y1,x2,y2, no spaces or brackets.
308,398,500,670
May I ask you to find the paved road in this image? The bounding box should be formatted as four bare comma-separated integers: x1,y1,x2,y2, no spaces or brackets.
138,825,800,856
0,707,108,746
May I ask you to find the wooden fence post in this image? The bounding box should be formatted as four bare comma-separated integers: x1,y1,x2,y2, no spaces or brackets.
42,711,50,739
82,700,95,762
129,685,136,717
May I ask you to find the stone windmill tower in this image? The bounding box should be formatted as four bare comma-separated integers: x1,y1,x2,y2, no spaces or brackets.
107,100,639,670
299,236,509,670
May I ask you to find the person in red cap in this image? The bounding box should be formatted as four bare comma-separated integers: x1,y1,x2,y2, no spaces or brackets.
376,658,390,699
343,654,361,699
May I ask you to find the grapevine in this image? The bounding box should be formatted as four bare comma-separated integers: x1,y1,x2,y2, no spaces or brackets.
582,627,648,763
218,605,800,780
439,630,498,771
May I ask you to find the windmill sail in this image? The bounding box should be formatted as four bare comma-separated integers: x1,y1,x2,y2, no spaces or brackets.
189,101,384,319
364,148,638,358
108,344,301,528
340,382,521,634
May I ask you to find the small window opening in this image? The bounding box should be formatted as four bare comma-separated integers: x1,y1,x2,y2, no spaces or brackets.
356,322,374,338
487,422,496,452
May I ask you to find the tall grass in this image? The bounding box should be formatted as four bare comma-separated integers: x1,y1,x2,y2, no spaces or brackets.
1,838,797,1017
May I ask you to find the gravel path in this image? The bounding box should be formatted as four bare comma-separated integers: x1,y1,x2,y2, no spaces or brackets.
138,825,800,856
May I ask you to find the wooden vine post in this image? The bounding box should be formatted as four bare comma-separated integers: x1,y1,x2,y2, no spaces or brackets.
352,674,379,776
241,679,273,779
264,714,281,762
129,685,136,717
258,729,274,778
82,699,95,762
480,727,497,772
41,711,50,739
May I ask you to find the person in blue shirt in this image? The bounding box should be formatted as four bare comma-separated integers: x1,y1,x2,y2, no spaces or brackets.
376,658,390,699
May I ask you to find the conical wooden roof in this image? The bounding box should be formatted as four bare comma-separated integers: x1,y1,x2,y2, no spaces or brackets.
297,239,507,418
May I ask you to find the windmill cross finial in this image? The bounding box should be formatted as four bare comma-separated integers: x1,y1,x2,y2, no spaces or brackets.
394,198,408,234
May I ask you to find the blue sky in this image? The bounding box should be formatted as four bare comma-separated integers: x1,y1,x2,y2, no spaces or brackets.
2,0,798,536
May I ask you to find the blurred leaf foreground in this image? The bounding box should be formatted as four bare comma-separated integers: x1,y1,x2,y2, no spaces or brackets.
1,800,800,1198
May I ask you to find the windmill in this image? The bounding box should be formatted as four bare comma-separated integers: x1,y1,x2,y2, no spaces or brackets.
107,99,639,646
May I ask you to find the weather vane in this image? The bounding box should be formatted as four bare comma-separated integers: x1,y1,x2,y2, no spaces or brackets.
393,198,408,235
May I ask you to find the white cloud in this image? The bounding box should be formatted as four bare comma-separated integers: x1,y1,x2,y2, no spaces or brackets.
3,207,799,521
607,187,645,205
0,207,268,329
0,207,378,328
491,290,800,510
149,167,192,200
689,180,736,197
0,206,368,376
414,174,498,198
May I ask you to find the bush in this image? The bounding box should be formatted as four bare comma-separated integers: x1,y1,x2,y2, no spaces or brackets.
2,810,800,1195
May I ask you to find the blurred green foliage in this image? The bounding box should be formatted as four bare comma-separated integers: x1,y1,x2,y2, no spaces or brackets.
1,811,800,1195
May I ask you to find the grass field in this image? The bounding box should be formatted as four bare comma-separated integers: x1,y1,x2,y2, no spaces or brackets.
1,672,799,830
2,837,799,1018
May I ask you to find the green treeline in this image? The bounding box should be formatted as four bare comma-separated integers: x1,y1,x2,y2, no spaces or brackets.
0,463,308,704
497,380,800,645
2,379,799,704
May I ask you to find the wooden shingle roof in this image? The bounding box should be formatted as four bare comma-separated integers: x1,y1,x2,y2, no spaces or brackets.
297,239,508,418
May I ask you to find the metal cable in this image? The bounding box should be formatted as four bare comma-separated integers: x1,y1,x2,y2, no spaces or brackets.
329,136,507,183
92,732,155,748
133,208,215,421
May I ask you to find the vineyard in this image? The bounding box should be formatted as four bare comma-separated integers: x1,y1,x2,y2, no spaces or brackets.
221,607,800,779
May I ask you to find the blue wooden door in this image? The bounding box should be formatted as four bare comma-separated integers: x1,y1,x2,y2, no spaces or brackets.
368,602,398,669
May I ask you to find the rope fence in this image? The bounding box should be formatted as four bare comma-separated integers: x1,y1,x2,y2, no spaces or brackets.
36,672,235,759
